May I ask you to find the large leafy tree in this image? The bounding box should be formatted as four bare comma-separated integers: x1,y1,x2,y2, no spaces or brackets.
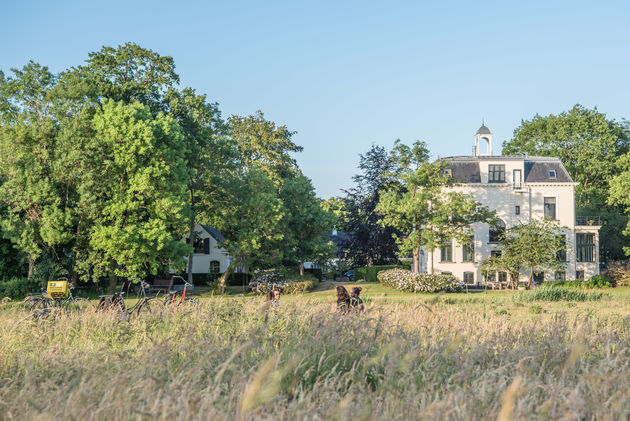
85,100,190,284
376,140,495,273
342,144,401,266
165,88,233,284
0,63,73,277
502,105,630,260
280,173,336,275
228,110,302,184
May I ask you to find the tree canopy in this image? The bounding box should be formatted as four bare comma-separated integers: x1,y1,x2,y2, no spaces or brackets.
0,44,332,290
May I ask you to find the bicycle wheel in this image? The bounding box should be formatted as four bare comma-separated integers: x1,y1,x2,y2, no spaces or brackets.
23,296,47,312
97,296,127,312
180,298,199,308
71,297,93,313
137,298,163,315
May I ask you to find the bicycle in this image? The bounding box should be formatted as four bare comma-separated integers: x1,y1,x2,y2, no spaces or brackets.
163,281,198,308
24,278,92,318
97,280,162,319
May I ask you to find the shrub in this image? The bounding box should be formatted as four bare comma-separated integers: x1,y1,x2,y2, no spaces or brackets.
604,261,630,286
586,275,612,288
247,270,318,295
282,275,318,294
377,269,463,293
0,277,42,299
515,287,608,302
355,265,409,282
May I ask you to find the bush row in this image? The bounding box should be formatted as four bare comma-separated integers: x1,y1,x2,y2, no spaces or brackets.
355,265,409,283
247,270,319,295
377,269,464,293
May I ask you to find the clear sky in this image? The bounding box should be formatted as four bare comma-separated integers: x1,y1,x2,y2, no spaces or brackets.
2,0,629,198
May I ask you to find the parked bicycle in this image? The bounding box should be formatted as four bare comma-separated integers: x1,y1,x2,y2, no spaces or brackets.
163,281,198,308
24,278,92,317
97,280,162,319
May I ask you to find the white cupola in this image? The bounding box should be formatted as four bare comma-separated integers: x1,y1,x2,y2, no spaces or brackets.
473,121,493,156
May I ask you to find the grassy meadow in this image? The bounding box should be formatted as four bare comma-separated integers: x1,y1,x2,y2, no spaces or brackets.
1,283,629,420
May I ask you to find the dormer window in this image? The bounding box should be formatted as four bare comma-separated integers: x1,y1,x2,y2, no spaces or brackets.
488,165,505,183
549,170,557,179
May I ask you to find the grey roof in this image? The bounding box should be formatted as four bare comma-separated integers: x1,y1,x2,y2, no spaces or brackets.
449,162,481,183
440,156,574,184
524,161,573,183
476,125,492,135
200,225,226,243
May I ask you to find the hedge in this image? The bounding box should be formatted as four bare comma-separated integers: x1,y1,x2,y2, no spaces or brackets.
0,277,42,299
355,265,409,283
377,268,463,293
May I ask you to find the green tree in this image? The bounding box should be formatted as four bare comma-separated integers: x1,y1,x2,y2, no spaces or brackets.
608,152,630,257
499,218,567,289
228,111,302,184
165,87,233,284
376,140,495,273
85,99,190,287
0,62,73,277
280,174,336,275
210,168,285,291
502,105,630,260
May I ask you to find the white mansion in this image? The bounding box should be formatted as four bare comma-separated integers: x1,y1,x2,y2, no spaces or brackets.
423,125,601,285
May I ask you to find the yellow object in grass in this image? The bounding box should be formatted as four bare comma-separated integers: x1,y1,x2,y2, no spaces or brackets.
47,280,69,299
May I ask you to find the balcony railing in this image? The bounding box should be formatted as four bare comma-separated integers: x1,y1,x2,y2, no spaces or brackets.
576,216,601,226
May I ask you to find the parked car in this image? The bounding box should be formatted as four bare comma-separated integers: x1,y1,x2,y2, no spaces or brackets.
343,270,354,281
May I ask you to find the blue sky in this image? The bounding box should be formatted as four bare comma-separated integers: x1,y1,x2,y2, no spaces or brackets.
2,0,629,198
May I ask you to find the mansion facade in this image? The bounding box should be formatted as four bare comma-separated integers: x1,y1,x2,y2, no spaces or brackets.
423,125,601,285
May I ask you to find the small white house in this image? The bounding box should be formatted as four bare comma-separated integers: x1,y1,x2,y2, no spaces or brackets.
179,224,231,275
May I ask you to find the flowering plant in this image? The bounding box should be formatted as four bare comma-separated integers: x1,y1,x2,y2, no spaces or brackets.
377,268,463,293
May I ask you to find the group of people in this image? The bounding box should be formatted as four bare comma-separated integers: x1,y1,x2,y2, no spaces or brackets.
265,285,364,312
335,285,364,313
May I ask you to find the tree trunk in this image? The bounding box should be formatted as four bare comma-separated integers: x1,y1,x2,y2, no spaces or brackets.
219,259,238,294
187,181,197,286
186,214,195,285
107,259,118,294
27,255,35,279
412,248,420,274
299,261,305,276
528,268,533,290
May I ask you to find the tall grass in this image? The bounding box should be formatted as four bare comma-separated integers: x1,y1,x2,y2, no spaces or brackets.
0,298,628,419
515,287,609,302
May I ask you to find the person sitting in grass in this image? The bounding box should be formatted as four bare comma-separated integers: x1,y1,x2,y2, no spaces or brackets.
267,289,280,308
350,286,364,311
335,286,351,313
